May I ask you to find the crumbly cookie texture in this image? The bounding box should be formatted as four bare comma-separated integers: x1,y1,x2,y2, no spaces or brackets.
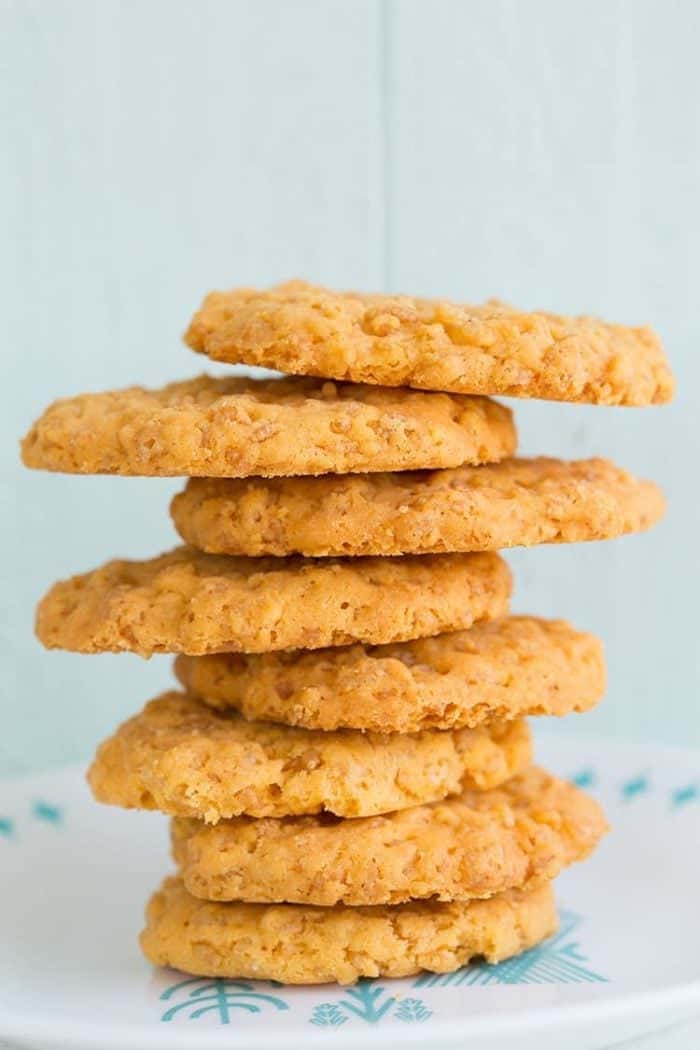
171,456,665,558
36,547,510,657
87,692,531,822
175,616,604,733
185,280,674,406
171,766,607,906
140,877,557,984
20,373,516,477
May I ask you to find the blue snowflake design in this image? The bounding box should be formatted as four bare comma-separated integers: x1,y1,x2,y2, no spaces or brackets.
160,977,289,1023
309,981,432,1026
414,908,607,988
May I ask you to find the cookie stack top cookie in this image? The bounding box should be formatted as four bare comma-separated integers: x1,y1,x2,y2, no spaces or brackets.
185,280,674,405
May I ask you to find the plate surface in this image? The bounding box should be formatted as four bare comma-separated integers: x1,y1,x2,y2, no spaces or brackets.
1,733,699,1050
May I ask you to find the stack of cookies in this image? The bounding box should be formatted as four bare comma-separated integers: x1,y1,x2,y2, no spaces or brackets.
21,281,673,985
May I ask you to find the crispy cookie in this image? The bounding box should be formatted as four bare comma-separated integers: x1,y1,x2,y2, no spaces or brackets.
175,616,604,733
171,766,607,906
87,692,532,822
36,547,510,657
185,280,674,406
20,374,516,477
141,877,557,984
171,456,664,558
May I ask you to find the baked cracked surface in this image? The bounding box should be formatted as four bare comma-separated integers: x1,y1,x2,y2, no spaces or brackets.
87,691,532,821
171,456,664,557
20,373,516,476
140,877,558,984
175,615,604,733
36,547,511,656
171,766,607,905
185,280,674,406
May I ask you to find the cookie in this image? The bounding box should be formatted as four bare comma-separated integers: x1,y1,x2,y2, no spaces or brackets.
184,280,674,406
171,456,665,558
20,374,516,477
171,766,607,906
87,691,532,822
175,616,604,733
36,547,511,657
141,877,557,984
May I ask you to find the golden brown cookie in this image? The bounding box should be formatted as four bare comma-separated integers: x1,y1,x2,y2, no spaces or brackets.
175,616,604,733
20,373,516,477
171,456,664,558
87,691,532,822
36,547,511,657
185,280,674,406
171,766,607,905
140,877,557,984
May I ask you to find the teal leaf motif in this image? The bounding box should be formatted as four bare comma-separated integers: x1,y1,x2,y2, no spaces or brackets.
413,909,607,988
310,1003,348,1026
308,982,432,1027
394,997,432,1023
337,981,395,1022
570,768,595,789
621,774,649,801
671,783,699,809
32,800,62,825
160,978,288,1023
0,817,13,838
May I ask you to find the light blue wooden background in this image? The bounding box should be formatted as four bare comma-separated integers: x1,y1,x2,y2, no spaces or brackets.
2,0,698,776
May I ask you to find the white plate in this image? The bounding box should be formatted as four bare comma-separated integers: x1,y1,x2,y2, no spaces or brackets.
1,734,699,1050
